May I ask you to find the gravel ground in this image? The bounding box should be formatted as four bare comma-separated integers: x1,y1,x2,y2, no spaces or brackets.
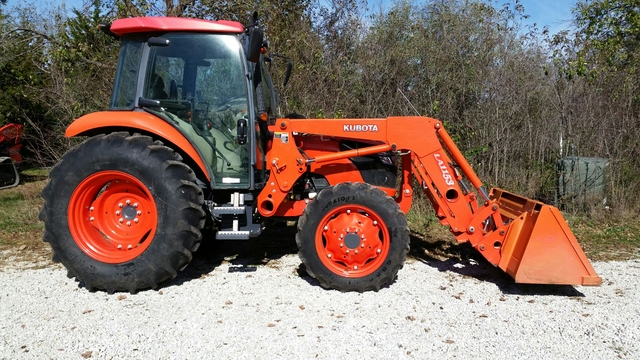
0,238,638,360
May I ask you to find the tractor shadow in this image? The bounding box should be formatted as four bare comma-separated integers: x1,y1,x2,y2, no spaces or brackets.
163,225,301,289
408,233,586,297
163,229,585,297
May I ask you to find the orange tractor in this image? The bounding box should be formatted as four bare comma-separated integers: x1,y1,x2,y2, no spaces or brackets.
40,16,601,293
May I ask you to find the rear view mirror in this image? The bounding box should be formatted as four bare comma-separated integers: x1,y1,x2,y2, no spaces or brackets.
269,54,293,86
247,28,263,63
283,61,293,86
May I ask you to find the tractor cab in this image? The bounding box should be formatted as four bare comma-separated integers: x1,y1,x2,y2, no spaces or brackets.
107,18,274,190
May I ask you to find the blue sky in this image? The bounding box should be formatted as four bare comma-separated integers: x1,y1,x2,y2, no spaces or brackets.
519,0,576,34
3,0,577,35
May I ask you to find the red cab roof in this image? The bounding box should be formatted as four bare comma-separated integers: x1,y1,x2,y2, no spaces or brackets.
110,17,245,36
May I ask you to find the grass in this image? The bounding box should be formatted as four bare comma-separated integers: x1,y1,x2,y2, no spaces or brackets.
567,214,640,261
0,168,51,265
0,168,638,268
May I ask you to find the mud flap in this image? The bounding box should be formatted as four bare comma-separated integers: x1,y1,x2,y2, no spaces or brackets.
0,157,20,190
491,188,601,286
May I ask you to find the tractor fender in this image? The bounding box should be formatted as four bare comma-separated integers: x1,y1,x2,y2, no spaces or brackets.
66,111,211,181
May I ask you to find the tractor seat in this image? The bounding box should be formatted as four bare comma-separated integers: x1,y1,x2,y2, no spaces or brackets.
149,74,169,99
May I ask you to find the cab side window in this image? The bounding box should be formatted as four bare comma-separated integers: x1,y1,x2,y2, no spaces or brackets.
111,40,143,109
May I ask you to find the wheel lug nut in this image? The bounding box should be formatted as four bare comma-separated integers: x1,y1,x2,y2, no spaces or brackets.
89,207,94,211
346,229,350,233
134,219,139,223
354,266,358,270
119,218,124,223
118,203,123,208
89,217,94,222
136,211,142,216
126,221,131,226
340,243,343,248
346,250,350,254
327,254,332,259
355,250,359,254
377,249,382,253
361,244,365,248
126,200,131,205
373,220,378,226
128,244,132,249
355,229,358,234
133,203,138,208
117,245,122,249
115,210,121,216
347,210,351,215
323,226,328,231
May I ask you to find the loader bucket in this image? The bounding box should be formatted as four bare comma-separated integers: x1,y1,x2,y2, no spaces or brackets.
491,189,601,286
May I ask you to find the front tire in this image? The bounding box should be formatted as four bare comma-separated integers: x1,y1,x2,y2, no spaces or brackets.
39,132,205,293
296,182,410,291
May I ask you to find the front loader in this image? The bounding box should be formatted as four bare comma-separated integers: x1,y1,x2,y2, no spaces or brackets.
40,16,600,293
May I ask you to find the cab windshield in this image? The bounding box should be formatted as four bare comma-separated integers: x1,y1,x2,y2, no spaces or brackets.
111,33,251,188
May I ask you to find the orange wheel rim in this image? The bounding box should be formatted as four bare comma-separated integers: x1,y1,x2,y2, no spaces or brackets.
68,171,158,263
315,204,390,277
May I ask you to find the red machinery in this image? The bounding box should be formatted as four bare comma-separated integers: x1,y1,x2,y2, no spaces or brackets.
0,123,23,190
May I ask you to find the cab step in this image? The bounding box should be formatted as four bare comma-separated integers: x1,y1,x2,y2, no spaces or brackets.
209,192,261,240
215,231,251,240
211,206,246,216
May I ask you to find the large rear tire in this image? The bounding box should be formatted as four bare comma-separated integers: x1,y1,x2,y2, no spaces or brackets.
39,132,205,293
296,182,410,292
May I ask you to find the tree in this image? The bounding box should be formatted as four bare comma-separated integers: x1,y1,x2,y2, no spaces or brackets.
574,0,640,73
0,5,55,165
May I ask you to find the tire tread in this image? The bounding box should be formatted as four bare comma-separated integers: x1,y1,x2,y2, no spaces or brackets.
41,132,205,293
296,182,410,292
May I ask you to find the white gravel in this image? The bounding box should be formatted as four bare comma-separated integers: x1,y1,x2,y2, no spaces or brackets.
0,249,638,359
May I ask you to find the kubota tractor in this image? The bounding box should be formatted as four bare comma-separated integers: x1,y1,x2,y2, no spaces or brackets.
40,15,601,293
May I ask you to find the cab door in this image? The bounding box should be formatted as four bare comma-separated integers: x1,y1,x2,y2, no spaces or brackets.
142,33,253,189
251,57,277,187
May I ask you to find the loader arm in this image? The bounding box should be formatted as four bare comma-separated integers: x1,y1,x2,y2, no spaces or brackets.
259,117,601,286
